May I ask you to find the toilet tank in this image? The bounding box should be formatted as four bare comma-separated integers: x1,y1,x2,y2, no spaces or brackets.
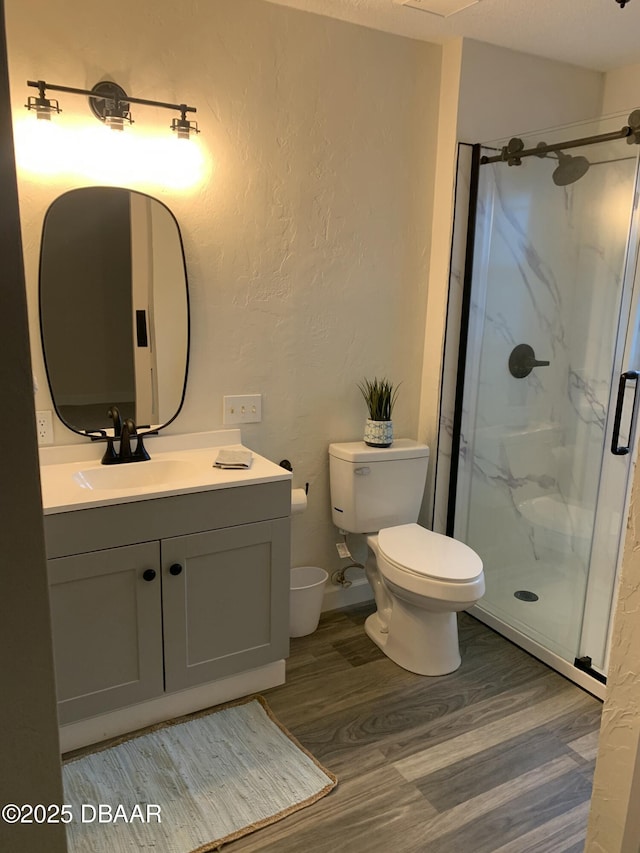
329,439,429,533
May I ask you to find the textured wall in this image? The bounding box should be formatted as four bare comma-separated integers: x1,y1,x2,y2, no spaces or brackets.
587,468,640,852
457,39,604,143
602,61,640,114
6,0,441,579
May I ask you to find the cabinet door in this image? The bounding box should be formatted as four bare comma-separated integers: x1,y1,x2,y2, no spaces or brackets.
48,542,163,724
162,519,290,692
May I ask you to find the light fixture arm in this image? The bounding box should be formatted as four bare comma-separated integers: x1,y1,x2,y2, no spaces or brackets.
26,79,199,136
26,80,197,116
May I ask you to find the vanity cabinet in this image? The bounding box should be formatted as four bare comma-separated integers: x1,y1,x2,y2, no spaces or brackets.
48,542,164,724
45,481,290,726
162,521,289,692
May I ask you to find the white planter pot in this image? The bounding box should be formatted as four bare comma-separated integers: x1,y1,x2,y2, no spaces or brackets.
364,419,393,447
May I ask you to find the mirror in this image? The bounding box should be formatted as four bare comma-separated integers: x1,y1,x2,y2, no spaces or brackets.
39,187,189,437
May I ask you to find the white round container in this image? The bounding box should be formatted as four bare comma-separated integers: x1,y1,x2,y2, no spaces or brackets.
289,566,328,637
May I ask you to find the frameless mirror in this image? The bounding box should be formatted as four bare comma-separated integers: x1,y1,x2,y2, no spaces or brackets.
39,187,189,437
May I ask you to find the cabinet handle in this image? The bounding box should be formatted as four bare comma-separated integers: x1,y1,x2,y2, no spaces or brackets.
142,568,156,582
169,563,183,576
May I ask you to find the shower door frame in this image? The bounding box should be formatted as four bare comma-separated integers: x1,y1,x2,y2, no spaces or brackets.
444,128,640,699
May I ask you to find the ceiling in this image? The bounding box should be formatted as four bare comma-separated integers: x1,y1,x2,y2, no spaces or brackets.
264,0,640,72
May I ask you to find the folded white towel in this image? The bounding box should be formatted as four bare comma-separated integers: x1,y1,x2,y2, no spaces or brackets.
214,448,253,469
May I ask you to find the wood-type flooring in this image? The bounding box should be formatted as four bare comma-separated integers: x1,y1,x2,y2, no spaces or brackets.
230,603,602,853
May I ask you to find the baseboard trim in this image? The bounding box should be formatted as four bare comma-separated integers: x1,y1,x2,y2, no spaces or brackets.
322,574,373,613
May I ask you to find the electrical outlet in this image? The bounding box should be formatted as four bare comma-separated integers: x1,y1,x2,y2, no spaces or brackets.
223,395,262,425
36,410,54,445
336,542,351,559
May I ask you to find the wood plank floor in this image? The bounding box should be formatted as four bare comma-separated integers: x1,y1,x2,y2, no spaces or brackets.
230,603,601,853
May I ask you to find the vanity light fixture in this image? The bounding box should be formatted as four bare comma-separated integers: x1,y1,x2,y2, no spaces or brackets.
25,79,199,137
25,80,61,121
88,81,132,131
171,108,200,141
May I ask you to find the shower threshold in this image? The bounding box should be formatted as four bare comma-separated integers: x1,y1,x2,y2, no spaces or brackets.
466,604,606,699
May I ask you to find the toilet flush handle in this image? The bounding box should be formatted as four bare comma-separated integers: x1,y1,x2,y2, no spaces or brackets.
354,466,370,475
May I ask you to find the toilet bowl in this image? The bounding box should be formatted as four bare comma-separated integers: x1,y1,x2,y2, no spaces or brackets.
328,440,485,676
364,524,484,675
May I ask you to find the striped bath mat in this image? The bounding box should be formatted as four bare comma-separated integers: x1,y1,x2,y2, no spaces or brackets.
63,696,337,851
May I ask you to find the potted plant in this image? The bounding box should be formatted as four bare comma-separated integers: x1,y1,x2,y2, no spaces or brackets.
358,377,400,447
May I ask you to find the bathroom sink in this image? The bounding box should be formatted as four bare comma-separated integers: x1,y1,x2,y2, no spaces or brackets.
72,459,201,491
39,430,293,513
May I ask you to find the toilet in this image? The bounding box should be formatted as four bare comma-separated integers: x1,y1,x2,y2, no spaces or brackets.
329,439,485,676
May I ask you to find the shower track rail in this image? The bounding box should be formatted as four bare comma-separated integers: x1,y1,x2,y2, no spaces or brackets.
480,110,640,165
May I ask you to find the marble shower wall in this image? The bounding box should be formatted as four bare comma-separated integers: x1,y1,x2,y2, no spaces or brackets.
441,122,638,579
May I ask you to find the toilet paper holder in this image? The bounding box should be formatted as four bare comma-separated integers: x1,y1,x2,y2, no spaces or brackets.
279,459,309,495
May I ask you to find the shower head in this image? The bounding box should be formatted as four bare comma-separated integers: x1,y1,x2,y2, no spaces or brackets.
552,150,590,186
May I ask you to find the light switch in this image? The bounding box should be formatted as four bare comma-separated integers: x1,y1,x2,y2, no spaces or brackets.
223,394,262,425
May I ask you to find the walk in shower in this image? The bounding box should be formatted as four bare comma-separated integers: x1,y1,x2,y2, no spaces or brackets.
440,112,640,695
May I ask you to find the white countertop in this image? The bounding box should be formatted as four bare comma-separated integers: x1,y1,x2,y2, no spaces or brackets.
39,430,292,515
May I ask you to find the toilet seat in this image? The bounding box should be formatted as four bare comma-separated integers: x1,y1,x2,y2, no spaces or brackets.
377,523,483,583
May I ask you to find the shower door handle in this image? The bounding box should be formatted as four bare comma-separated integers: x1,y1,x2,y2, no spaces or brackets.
611,370,640,456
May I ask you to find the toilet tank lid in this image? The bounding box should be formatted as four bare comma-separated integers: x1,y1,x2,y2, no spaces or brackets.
329,439,429,463
378,524,483,582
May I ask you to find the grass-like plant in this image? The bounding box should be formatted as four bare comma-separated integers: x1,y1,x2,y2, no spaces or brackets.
358,377,400,421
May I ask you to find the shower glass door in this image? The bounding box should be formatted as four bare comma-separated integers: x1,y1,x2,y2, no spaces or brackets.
453,115,640,680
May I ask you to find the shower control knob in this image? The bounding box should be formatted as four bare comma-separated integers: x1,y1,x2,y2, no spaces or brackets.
508,344,550,379
169,563,183,576
142,569,156,582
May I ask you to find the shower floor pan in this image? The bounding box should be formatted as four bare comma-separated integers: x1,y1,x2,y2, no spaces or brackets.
470,560,587,665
